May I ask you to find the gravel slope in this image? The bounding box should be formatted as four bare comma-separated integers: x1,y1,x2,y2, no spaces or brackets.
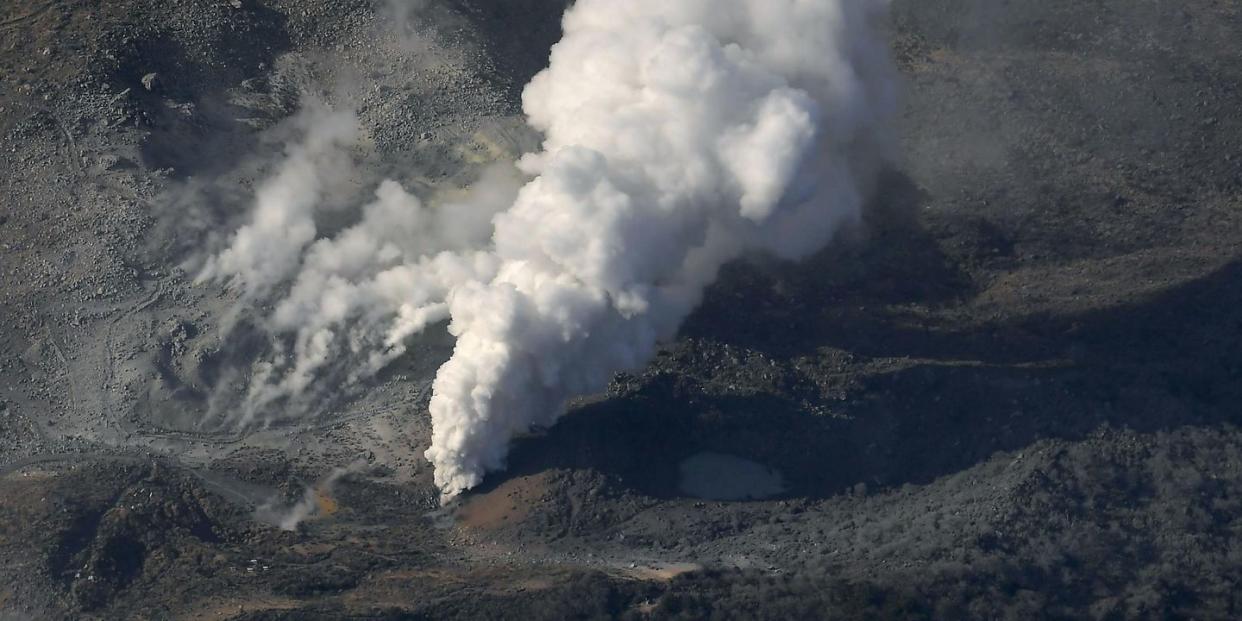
1,0,1240,618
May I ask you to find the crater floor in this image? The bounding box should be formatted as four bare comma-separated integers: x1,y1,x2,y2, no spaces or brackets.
1,0,1241,618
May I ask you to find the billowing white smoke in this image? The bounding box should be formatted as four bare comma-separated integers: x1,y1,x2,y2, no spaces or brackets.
197,105,521,426
426,0,895,496
233,163,518,425
197,103,359,304
202,0,894,498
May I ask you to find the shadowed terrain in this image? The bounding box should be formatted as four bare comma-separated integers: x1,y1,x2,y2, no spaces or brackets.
1,0,1241,619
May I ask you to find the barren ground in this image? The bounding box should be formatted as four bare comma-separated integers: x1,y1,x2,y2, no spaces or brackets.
2,0,1241,619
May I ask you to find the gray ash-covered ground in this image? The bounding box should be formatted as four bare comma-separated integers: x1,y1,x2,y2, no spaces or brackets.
2,0,1241,619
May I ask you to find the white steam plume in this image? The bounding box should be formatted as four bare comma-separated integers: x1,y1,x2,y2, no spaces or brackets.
205,158,520,427
254,463,359,531
197,103,359,304
240,165,519,421
199,0,894,498
426,0,895,497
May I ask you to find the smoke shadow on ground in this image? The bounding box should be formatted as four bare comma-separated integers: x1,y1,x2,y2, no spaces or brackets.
99,4,294,180
488,169,1242,500
444,0,571,102
797,255,1242,496
681,168,979,360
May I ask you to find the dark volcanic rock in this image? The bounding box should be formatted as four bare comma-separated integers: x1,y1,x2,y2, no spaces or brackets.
1,0,1241,618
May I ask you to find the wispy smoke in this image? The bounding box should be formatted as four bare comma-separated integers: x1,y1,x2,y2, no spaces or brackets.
196,102,359,305
255,464,355,531
194,109,521,428
381,0,437,56
230,163,518,425
200,0,895,499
